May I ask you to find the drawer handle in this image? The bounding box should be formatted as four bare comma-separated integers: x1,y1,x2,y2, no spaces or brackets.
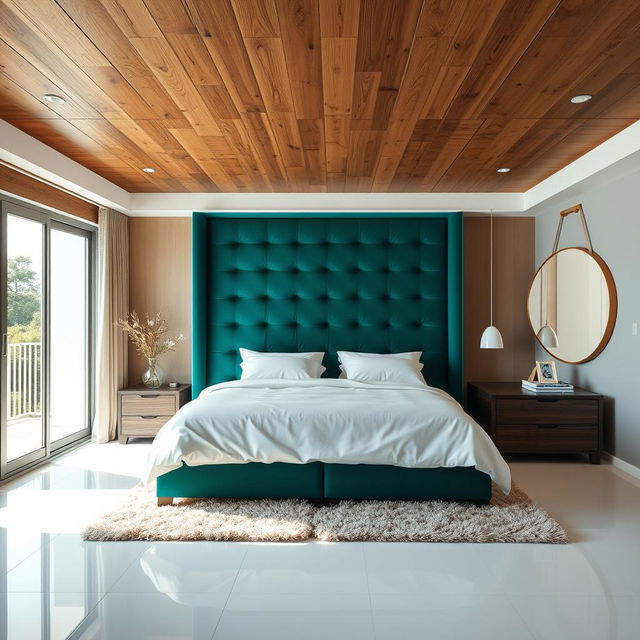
536,398,560,403
537,424,559,429
138,394,160,398
141,415,160,419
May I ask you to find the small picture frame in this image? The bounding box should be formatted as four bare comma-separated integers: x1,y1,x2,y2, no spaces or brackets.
536,360,558,384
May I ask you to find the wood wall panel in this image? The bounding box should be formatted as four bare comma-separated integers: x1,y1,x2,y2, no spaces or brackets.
128,216,534,385
0,164,98,222
0,0,638,193
128,217,192,384
464,216,535,384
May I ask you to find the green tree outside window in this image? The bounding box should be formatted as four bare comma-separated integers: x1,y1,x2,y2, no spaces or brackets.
7,255,41,339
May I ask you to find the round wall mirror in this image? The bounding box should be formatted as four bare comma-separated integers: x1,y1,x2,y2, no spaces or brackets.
527,247,617,364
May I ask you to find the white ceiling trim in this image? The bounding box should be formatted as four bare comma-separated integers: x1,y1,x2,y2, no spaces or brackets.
523,120,640,210
127,192,523,216
2,117,639,217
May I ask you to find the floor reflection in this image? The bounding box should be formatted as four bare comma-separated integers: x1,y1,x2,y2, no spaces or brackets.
0,444,639,639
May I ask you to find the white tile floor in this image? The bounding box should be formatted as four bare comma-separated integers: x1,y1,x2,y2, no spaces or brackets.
1,443,640,639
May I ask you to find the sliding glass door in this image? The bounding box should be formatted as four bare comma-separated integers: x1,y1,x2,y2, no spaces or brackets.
3,210,45,467
1,198,94,477
50,223,91,447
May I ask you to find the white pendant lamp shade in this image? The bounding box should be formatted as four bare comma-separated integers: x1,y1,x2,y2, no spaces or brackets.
536,261,559,349
480,325,504,349
537,324,559,348
480,213,504,349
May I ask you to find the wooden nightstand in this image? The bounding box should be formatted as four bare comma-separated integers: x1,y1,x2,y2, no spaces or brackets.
117,384,191,444
467,381,603,464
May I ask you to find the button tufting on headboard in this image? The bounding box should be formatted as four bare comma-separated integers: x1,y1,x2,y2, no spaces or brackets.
193,213,463,401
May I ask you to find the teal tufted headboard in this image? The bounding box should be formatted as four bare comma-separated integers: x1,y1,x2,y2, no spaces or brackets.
192,212,463,401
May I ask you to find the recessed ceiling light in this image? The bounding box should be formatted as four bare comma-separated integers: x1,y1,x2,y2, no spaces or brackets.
496,167,511,173
142,167,156,173
43,94,66,104
570,94,592,104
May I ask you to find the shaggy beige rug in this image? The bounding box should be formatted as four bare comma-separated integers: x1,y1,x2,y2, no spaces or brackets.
83,483,567,544
313,484,567,543
84,495,315,542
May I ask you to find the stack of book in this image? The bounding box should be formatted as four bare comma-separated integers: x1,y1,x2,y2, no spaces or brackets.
521,380,574,393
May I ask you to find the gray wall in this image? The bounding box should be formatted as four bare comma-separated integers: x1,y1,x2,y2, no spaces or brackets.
528,166,640,467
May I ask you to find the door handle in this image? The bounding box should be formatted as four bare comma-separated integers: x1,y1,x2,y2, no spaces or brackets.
1,333,6,357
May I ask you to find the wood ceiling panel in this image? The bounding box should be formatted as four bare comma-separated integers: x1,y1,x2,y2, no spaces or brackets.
319,0,361,38
231,0,281,37
442,0,562,119
243,36,296,113
267,111,305,171
0,0,638,193
481,0,640,119
55,0,184,119
0,3,157,119
168,127,236,191
6,0,112,68
0,40,102,119
433,118,539,191
127,36,222,135
321,37,357,117
0,75,64,120
240,110,288,187
162,34,223,86
99,0,164,38
276,0,324,119
184,0,266,114
356,0,424,130
142,0,197,35
3,117,147,191
414,119,484,191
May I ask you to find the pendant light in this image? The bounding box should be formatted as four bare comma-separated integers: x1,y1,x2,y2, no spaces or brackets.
480,212,504,349
536,257,559,348
537,325,559,348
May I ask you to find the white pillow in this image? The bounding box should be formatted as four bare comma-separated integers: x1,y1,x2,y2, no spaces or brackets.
337,351,423,377
337,351,422,363
337,352,426,386
240,355,326,380
240,348,325,364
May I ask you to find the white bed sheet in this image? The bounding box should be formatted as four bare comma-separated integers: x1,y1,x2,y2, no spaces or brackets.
143,379,511,493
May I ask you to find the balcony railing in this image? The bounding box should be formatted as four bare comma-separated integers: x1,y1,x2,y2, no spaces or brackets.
8,342,41,419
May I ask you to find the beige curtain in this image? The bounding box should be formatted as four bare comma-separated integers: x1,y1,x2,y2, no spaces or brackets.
93,207,129,443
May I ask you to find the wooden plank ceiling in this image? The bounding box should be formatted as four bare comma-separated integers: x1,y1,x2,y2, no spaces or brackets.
0,0,639,193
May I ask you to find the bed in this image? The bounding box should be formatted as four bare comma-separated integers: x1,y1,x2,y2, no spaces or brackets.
148,212,510,504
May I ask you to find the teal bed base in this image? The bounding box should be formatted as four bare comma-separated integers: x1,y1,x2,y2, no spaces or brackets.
156,212,493,505
157,463,492,502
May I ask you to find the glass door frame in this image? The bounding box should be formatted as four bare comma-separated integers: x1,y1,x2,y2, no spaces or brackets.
49,219,94,453
0,196,96,479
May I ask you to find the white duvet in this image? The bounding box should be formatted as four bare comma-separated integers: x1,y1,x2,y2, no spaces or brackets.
144,379,511,493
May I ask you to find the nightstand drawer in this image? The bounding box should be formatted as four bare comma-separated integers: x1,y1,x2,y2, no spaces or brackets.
121,415,169,436
496,398,599,425
496,424,598,452
121,394,176,416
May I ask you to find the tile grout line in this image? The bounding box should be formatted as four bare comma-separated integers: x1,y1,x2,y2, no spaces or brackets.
66,591,110,640
209,544,250,639
101,540,154,593
3,531,61,579
361,543,378,640
502,589,544,640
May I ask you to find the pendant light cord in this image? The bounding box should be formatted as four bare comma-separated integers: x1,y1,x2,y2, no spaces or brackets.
490,212,493,326
540,259,544,326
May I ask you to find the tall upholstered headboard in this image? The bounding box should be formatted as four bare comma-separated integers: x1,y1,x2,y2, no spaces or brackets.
192,212,463,400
